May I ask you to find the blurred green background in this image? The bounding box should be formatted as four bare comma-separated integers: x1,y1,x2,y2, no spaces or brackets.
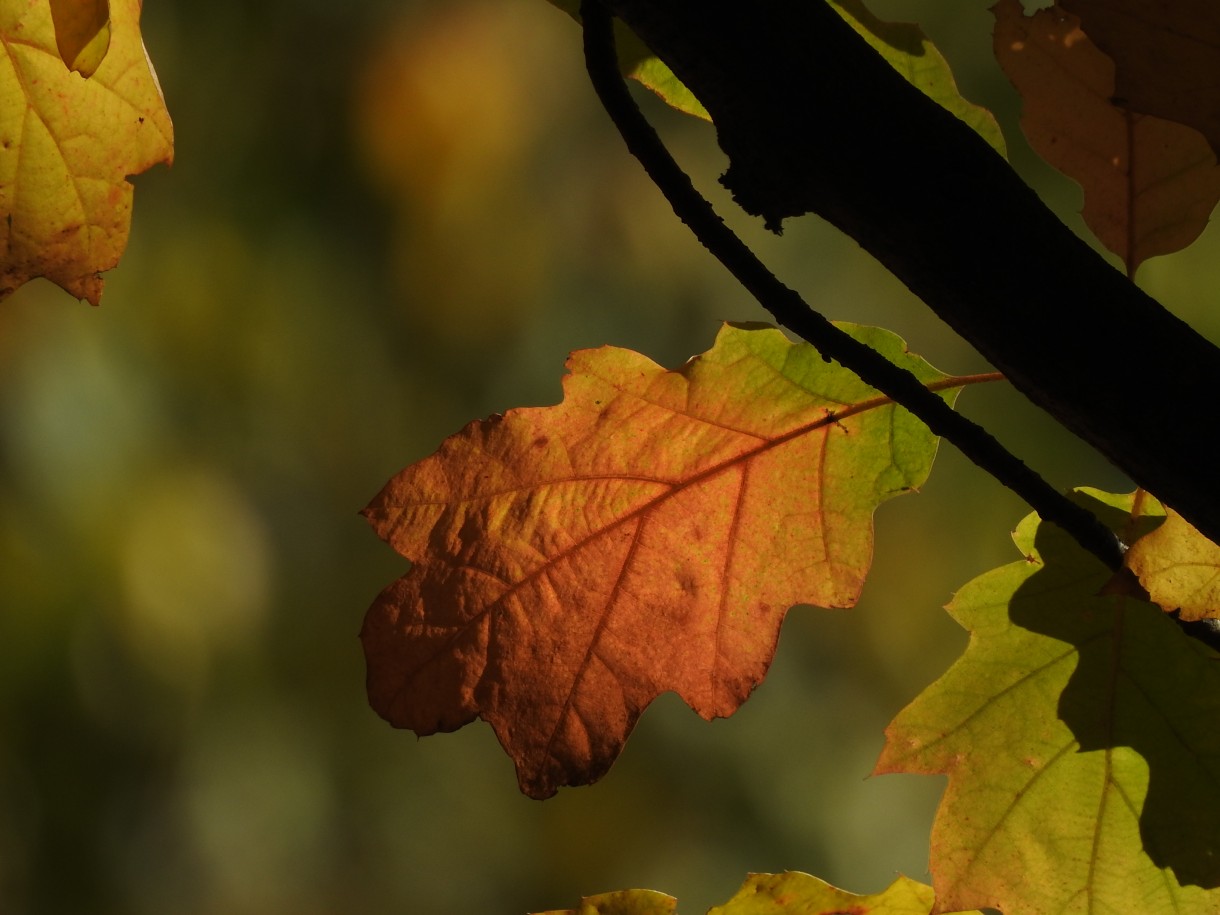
2,1,1217,912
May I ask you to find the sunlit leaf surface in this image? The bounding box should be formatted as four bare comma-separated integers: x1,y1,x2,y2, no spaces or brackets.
877,490,1220,913
0,0,172,304
544,0,709,119
364,323,961,798
1126,508,1220,622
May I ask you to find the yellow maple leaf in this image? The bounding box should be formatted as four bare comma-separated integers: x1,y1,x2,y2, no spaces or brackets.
1,0,172,304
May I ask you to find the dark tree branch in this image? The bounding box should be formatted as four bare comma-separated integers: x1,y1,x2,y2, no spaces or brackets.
597,0,1220,547
580,0,1124,570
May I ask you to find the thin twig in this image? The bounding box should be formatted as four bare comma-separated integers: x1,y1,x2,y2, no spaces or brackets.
579,0,1124,570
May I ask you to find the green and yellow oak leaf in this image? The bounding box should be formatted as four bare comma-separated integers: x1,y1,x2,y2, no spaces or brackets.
363,323,967,799
877,489,1220,914
1126,507,1220,623
535,873,983,915
993,0,1220,275
1,0,172,304
1060,0,1220,157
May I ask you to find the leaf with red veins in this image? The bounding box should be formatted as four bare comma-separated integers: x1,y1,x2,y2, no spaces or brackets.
363,322,963,798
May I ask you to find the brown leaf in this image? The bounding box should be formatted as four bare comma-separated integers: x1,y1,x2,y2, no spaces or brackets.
1061,0,1220,156
993,0,1220,274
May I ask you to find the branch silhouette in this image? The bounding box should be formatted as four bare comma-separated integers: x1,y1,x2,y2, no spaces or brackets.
581,0,1125,570
595,0,1220,549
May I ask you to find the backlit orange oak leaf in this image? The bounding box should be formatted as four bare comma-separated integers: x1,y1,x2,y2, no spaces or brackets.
1126,508,1220,622
363,323,965,798
994,0,1220,275
1,0,172,304
1060,0,1220,157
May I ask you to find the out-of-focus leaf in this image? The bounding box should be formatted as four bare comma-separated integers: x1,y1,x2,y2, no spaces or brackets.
877,489,1220,912
0,0,172,304
1126,508,1220,622
1060,0,1220,156
534,889,676,915
993,0,1220,274
708,872,969,915
49,0,110,77
351,6,557,344
363,322,964,798
828,0,1006,155
536,874,979,915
